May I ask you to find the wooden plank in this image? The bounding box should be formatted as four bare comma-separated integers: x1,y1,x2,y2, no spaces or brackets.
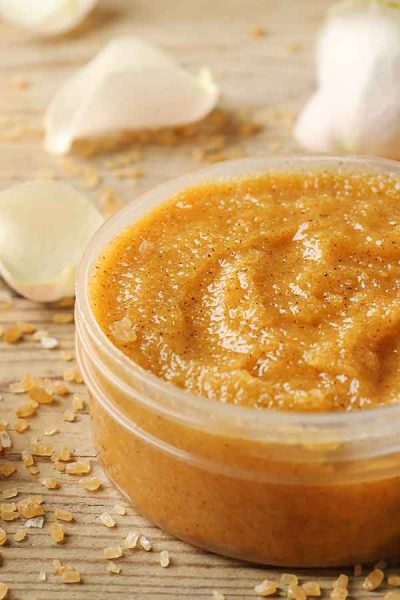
0,0,389,598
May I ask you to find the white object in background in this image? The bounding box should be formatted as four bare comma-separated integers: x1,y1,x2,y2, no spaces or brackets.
0,0,98,36
0,181,103,302
44,36,220,155
294,0,400,160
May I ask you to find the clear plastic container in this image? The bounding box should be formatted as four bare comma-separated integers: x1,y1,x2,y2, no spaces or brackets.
76,156,400,567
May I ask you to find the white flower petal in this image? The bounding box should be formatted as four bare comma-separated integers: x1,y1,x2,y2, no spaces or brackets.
294,91,336,153
44,36,220,156
0,181,103,302
0,0,98,36
294,0,400,159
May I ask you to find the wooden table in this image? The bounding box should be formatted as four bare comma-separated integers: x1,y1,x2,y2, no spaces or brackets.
0,1,387,598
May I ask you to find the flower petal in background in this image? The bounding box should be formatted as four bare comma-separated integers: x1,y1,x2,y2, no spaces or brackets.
294,0,400,160
0,181,103,302
44,36,220,155
0,0,98,36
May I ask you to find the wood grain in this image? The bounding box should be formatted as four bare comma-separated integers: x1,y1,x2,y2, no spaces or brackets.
0,1,391,598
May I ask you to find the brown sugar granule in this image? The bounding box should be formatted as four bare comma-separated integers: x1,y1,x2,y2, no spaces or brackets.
63,409,75,422
288,585,307,600
38,571,46,582
109,316,137,344
363,569,385,591
4,324,24,344
18,499,44,519
52,446,72,462
56,296,75,308
21,450,34,467
250,26,266,37
44,426,59,436
0,528,7,545
123,530,139,549
104,545,123,559
212,593,225,600
255,579,277,597
82,165,101,189
98,188,124,216
62,351,74,362
29,387,53,405
53,461,65,472
106,561,121,574
0,502,16,513
22,494,43,505
388,576,400,587
51,522,65,543
80,476,101,491
61,567,81,583
0,462,16,477
63,367,75,382
18,322,36,334
42,477,60,489
14,528,27,542
32,443,53,457
32,329,48,341
100,512,115,528
111,166,143,181
0,432,11,449
331,589,348,600
14,419,29,433
302,582,321,597
334,575,349,589
139,535,152,552
15,401,37,418
1,512,17,522
281,574,299,588
52,313,74,324
1,504,18,521
2,488,17,499
114,503,126,516
0,583,8,600
9,382,26,394
65,461,91,475
28,465,39,476
159,550,170,568
55,508,73,522
72,394,85,412
63,366,83,383
2,513,17,522
59,156,78,174
53,559,63,574
54,381,69,396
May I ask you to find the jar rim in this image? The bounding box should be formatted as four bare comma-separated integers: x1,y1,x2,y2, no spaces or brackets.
76,154,400,447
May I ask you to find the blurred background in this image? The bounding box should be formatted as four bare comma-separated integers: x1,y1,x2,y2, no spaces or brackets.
0,0,334,209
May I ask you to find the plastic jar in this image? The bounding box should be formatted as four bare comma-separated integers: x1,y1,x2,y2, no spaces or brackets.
75,156,400,567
